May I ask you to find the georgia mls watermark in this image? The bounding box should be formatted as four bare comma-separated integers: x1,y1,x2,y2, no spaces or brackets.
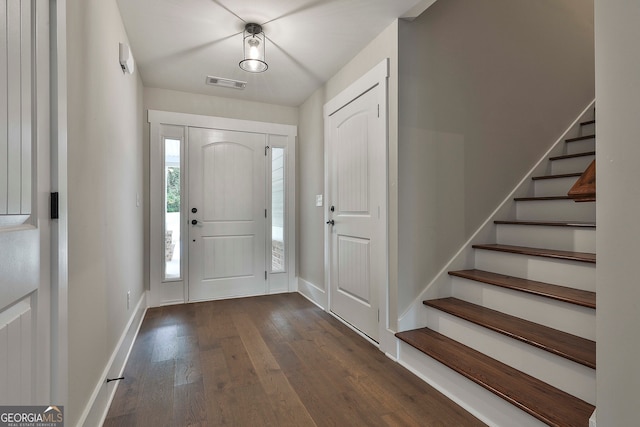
0,406,63,427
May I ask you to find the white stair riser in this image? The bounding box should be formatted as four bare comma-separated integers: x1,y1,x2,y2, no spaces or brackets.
516,199,596,222
565,138,595,155
451,277,595,340
497,224,596,253
425,309,596,404
534,176,579,197
398,341,550,427
551,155,594,175
474,250,596,291
580,123,595,135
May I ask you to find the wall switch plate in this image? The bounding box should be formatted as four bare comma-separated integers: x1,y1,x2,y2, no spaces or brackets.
316,194,323,207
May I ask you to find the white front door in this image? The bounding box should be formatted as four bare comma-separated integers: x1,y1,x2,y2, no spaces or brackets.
327,85,386,342
188,127,267,301
0,0,51,403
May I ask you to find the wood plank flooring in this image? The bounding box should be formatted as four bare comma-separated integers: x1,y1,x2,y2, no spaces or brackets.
104,293,485,426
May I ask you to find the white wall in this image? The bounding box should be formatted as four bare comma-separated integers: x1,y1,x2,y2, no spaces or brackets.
595,1,640,424
66,0,144,425
297,20,400,323
397,0,595,313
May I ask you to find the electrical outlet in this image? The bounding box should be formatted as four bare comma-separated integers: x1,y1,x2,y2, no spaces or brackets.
127,291,131,310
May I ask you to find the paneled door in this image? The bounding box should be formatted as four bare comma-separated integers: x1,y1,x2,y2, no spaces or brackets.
0,0,51,403
327,85,385,342
188,127,267,301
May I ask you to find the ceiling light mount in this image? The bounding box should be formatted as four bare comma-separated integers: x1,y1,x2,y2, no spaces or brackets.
239,23,268,73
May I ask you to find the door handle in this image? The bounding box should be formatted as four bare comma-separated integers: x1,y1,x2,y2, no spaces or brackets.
191,219,199,225
326,220,335,225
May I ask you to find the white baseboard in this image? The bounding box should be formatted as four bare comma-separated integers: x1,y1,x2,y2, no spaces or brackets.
78,291,148,427
297,277,327,310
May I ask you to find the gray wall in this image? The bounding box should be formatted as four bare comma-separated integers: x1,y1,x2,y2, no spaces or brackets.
66,0,145,424
595,1,640,424
397,0,595,312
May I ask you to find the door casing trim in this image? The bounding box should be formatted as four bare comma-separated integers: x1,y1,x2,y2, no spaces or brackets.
148,110,297,307
323,58,393,354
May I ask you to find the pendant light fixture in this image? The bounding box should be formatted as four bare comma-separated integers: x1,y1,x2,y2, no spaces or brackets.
239,23,268,73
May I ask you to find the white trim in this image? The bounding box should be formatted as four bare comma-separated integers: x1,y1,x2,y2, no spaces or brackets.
323,59,389,117
148,111,297,307
148,110,297,137
78,292,148,427
297,278,327,309
149,124,186,307
323,58,393,354
397,99,596,331
50,0,69,406
297,287,325,310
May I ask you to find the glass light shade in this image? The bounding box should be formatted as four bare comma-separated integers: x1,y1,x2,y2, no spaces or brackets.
239,23,268,73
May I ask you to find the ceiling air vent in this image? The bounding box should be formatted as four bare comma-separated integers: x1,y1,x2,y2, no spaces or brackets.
206,76,247,90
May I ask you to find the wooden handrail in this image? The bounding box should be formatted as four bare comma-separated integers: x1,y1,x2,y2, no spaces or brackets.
568,160,595,202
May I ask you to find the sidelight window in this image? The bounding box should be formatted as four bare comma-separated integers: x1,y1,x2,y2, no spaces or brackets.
271,147,285,272
164,138,181,280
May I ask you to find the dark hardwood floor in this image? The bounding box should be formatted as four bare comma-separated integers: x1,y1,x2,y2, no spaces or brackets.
104,293,485,426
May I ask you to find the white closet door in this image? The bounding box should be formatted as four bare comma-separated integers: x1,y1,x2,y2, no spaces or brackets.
327,85,385,342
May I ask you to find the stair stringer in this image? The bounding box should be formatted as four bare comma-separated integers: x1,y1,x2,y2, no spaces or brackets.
397,99,596,332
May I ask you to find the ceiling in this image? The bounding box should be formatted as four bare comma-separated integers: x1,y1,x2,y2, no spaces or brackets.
116,0,434,107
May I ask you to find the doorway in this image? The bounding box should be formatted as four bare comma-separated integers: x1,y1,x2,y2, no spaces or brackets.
324,59,389,343
148,112,297,306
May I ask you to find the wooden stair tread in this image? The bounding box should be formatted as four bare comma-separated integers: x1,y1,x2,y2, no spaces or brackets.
514,195,574,201
424,297,596,368
494,220,595,228
472,243,596,263
565,134,595,142
395,328,595,427
449,269,596,309
532,172,582,181
549,151,595,161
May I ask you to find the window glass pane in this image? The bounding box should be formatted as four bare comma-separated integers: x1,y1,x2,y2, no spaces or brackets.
271,148,285,272
165,138,181,280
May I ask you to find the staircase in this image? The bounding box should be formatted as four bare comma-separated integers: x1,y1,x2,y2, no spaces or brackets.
396,112,596,426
